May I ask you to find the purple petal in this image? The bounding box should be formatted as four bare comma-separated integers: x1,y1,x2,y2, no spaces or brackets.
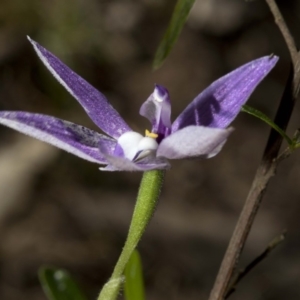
99,140,170,171
28,37,131,139
0,111,117,164
157,126,233,159
100,156,170,171
172,56,278,131
139,84,172,140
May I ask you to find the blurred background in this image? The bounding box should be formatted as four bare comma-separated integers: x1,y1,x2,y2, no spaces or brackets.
0,0,300,299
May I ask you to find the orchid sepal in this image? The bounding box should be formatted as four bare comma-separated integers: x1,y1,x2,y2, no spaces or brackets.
0,38,279,171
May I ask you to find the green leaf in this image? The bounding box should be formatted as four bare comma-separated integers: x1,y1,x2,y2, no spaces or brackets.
241,105,293,145
124,250,145,300
39,267,87,300
153,0,196,70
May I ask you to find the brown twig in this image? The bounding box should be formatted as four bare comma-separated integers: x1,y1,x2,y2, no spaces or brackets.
208,1,300,300
224,232,286,299
265,0,298,65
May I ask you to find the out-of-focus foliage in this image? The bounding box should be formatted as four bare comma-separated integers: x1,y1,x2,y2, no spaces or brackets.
124,250,145,300
153,0,196,69
39,267,87,300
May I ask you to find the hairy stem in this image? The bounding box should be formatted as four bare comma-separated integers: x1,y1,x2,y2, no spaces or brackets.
98,170,165,300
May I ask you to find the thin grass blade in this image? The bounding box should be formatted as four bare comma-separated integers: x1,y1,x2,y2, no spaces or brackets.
242,105,292,145
153,0,196,70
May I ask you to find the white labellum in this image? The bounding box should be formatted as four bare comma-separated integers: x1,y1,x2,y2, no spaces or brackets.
117,131,158,161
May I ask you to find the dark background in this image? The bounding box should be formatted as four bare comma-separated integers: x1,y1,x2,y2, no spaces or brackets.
0,0,300,299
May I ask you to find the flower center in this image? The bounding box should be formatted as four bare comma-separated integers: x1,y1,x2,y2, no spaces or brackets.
115,131,158,161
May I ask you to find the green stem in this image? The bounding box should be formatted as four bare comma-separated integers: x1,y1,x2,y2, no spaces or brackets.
98,170,165,300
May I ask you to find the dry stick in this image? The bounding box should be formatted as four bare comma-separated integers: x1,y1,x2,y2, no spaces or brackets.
265,0,298,65
224,232,286,299
208,1,300,299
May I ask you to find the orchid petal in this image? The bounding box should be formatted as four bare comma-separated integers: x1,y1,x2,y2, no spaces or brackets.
172,56,278,131
100,156,170,171
0,111,116,164
28,37,131,139
140,84,172,138
157,125,233,159
206,139,227,158
99,140,170,171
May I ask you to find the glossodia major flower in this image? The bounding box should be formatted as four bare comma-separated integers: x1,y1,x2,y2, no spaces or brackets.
0,37,278,171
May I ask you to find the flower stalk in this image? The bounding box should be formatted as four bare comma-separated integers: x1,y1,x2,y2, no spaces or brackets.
98,170,165,300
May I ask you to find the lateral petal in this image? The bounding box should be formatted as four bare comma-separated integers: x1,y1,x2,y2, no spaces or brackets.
157,125,233,159
172,56,278,131
28,37,131,139
0,111,116,164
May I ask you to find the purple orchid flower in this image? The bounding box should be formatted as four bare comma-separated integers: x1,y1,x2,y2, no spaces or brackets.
0,37,278,171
